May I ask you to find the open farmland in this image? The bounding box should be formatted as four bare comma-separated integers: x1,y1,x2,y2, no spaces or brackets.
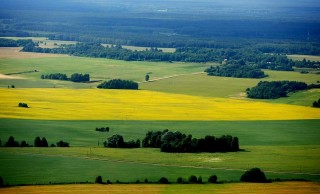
0,46,320,189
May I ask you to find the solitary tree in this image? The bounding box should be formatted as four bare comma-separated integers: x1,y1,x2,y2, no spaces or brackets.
145,74,150,81
159,177,169,184
95,176,103,184
188,175,198,183
0,176,4,187
208,175,217,183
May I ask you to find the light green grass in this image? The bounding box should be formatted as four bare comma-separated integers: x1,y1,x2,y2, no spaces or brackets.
288,55,320,62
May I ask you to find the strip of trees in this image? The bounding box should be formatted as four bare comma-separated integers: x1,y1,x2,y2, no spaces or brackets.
41,73,89,82
20,42,318,71
97,79,138,90
0,136,69,147
142,129,239,153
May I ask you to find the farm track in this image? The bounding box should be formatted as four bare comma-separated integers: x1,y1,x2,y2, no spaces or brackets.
139,72,205,83
1,149,319,177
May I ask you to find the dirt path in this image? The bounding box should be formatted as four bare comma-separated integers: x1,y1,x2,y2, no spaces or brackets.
139,72,205,83
0,73,26,79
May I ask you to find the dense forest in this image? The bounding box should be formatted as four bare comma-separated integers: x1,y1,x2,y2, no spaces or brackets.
1,0,320,49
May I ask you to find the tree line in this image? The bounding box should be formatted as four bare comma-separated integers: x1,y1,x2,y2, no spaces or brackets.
41,73,90,82
94,167,268,185
246,81,311,99
0,136,69,147
142,129,239,153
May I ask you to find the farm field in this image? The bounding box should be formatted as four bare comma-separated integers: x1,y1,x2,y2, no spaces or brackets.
1,182,320,194
0,47,320,188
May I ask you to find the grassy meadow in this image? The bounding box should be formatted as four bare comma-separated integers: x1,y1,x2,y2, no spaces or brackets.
0,47,320,188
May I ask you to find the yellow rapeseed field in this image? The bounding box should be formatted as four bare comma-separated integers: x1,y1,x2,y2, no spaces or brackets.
0,88,319,120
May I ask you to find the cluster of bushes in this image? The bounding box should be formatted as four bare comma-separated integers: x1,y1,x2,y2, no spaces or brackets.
97,79,138,90
0,136,69,147
103,134,140,148
246,81,308,99
205,64,267,78
18,102,29,108
312,98,320,108
41,73,89,82
95,127,110,132
142,129,239,153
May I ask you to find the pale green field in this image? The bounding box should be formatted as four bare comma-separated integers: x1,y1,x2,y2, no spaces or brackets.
288,54,320,62
0,56,211,85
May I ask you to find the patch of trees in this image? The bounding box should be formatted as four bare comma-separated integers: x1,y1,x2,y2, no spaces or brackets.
294,58,320,69
205,64,267,78
97,79,138,90
70,73,90,82
240,168,268,183
95,127,110,132
142,129,239,153
41,73,89,82
3,136,30,147
18,102,29,108
41,73,68,81
312,99,320,108
56,140,70,147
246,81,308,99
103,134,140,148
